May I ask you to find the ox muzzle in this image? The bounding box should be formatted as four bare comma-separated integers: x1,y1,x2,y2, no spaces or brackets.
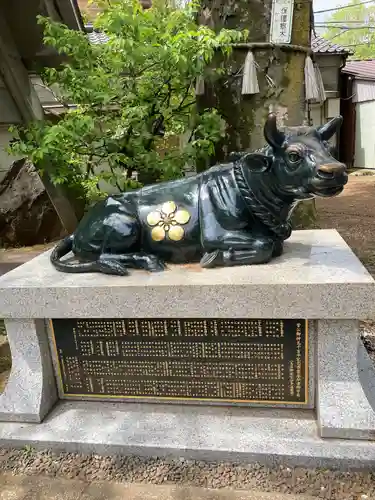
311,161,348,197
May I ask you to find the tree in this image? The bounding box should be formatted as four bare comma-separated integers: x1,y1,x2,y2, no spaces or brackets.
197,0,311,155
9,0,245,206
196,0,316,227
322,0,375,59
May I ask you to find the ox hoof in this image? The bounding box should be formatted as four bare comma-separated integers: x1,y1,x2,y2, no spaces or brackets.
146,256,166,272
200,250,224,269
148,262,166,272
272,240,284,258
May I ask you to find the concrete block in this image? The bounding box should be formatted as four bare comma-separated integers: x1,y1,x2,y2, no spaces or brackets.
0,319,57,422
317,320,375,440
2,401,375,469
0,228,375,463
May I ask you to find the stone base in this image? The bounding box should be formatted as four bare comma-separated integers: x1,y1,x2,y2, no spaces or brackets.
0,319,57,423
317,321,375,440
1,401,375,470
1,229,375,463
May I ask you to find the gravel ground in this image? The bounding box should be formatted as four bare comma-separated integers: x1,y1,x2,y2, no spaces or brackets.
0,448,374,499
0,331,10,393
0,321,11,379
361,321,375,364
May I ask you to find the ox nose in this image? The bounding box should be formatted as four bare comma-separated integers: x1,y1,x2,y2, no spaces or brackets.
318,163,346,177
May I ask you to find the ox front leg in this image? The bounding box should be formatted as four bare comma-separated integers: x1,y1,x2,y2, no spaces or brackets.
272,239,284,258
200,236,277,269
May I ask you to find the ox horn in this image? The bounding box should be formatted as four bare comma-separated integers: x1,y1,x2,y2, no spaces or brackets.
317,116,343,142
264,113,286,149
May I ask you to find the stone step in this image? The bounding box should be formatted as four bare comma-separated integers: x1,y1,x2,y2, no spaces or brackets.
1,401,375,469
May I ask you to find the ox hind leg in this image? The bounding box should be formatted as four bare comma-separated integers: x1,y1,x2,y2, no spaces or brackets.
74,213,165,276
97,221,166,275
97,220,166,275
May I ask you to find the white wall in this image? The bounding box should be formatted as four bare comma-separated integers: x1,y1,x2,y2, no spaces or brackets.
0,76,22,124
309,103,323,128
308,97,340,149
353,80,375,104
354,100,375,169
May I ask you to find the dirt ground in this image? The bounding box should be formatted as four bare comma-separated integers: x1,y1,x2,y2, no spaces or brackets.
315,174,375,353
316,175,375,276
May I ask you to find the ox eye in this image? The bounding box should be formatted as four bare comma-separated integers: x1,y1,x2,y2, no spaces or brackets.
288,152,301,164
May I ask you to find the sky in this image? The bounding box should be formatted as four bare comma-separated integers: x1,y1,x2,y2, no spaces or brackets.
313,0,349,22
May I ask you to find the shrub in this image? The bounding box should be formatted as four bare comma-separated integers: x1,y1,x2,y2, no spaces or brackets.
9,0,245,204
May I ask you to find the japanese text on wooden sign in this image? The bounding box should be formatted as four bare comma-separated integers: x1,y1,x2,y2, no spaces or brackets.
270,0,294,44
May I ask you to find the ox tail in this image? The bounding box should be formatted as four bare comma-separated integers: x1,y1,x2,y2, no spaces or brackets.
50,235,93,273
50,235,129,276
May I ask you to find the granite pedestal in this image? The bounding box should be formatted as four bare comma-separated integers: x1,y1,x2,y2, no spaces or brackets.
1,229,375,468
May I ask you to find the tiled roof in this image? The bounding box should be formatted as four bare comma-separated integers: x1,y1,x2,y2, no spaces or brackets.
87,30,109,44
342,60,375,80
85,27,351,55
310,34,351,55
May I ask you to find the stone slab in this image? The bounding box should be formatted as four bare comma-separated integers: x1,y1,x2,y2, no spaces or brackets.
0,319,57,423
2,401,375,469
0,230,374,319
317,320,375,440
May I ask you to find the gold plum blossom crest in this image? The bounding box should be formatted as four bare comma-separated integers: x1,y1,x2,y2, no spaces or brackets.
146,201,191,242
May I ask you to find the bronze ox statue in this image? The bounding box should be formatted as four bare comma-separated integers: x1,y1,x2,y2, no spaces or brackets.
51,114,348,276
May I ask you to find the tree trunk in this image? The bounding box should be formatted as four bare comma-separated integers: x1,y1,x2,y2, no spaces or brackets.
198,0,316,228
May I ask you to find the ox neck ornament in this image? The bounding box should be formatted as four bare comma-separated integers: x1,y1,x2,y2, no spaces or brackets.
50,114,348,276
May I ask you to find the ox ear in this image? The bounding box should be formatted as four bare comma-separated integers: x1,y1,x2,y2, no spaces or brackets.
242,153,272,173
264,113,286,149
317,116,343,142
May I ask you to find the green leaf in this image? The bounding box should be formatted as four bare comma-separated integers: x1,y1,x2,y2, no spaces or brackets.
8,0,244,203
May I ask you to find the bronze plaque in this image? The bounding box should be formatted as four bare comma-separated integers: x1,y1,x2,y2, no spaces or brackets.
50,319,308,405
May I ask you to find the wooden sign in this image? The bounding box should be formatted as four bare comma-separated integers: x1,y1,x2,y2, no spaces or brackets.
270,0,294,44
